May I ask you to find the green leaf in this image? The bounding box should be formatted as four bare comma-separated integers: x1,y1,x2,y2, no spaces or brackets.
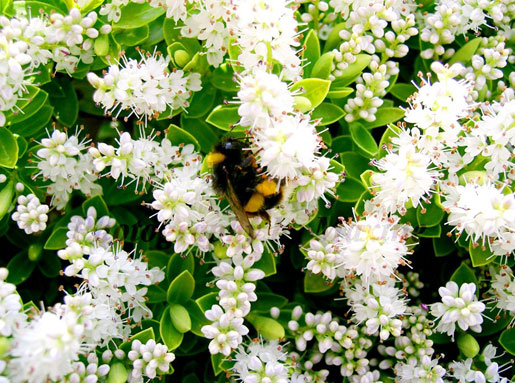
180,117,219,153
337,177,366,202
290,78,331,110
499,327,515,355
116,2,165,28
0,181,14,220
49,77,78,126
417,225,442,238
333,54,372,86
247,315,285,340
160,307,184,350
146,285,167,303
195,292,218,312
44,227,69,250
377,124,402,158
82,195,109,218
113,25,149,46
163,18,200,53
301,29,320,78
328,85,354,99
304,272,334,293
184,299,209,337
469,242,494,267
167,252,195,282
6,252,35,285
478,307,511,337
311,52,334,80
11,105,53,137
416,201,445,228
38,253,61,278
12,0,65,16
211,354,226,376
349,123,378,156
312,102,345,126
168,123,200,151
120,328,155,353
324,22,346,52
332,135,353,152
363,107,404,129
252,249,277,277
450,262,477,286
432,233,456,257
205,105,242,131
169,303,191,333
8,88,48,125
252,292,288,313
167,270,195,304
449,37,482,66
0,128,18,168
390,83,416,102
210,65,238,92
186,86,216,119
340,152,369,178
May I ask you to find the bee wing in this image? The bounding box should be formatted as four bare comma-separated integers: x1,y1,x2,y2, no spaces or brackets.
224,173,255,239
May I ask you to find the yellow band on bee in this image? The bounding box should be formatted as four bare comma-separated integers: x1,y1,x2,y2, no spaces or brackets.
244,193,265,213
256,180,277,196
206,152,226,168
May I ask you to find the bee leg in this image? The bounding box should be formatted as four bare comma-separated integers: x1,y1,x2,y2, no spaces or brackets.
258,211,272,235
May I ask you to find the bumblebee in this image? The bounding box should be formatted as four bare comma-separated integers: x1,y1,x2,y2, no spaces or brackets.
207,138,283,238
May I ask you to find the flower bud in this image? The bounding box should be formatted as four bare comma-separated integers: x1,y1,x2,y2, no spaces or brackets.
169,304,192,333
107,363,128,383
457,333,480,358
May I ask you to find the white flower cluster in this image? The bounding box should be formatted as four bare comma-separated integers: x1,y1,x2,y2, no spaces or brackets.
180,0,302,78
430,281,486,337
0,9,110,125
100,0,193,22
89,130,200,191
127,339,175,382
87,51,201,121
449,345,510,383
66,353,111,383
232,339,290,383
11,193,49,234
395,356,446,383
489,265,515,321
201,248,266,355
345,280,407,341
305,214,413,285
34,129,101,209
0,268,26,337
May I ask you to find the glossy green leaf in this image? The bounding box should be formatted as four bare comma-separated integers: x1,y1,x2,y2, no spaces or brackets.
416,201,445,228
478,307,511,337
11,104,53,137
195,292,218,312
252,249,277,277
499,327,515,355
120,328,155,353
146,285,167,303
167,270,195,304
469,242,494,267
390,83,416,102
0,128,18,169
167,252,195,282
304,272,334,293
160,307,184,350
0,181,14,220
210,65,238,92
205,105,242,131
340,152,369,178
186,86,216,118
328,85,354,99
332,135,353,152
450,262,477,286
333,54,372,86
311,52,334,80
113,25,149,46
6,252,35,285
290,78,331,110
49,77,78,126
116,2,165,28
301,29,320,77
247,315,285,340
337,176,366,202
44,227,69,250
432,233,456,257
377,124,402,158
184,299,209,337
312,102,345,125
8,88,48,125
82,195,110,218
38,252,61,278
363,107,404,129
168,123,200,151
349,124,378,156
180,117,219,153
252,293,288,313
449,37,482,66
417,225,442,238
324,23,346,52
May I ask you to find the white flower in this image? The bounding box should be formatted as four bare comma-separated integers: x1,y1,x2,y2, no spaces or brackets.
0,268,26,337
430,281,486,337
489,266,515,318
395,356,445,383
338,214,413,285
87,51,201,121
11,194,49,234
127,339,175,382
253,114,320,181
305,226,344,281
442,182,515,246
294,156,341,205
201,305,249,356
232,339,289,383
